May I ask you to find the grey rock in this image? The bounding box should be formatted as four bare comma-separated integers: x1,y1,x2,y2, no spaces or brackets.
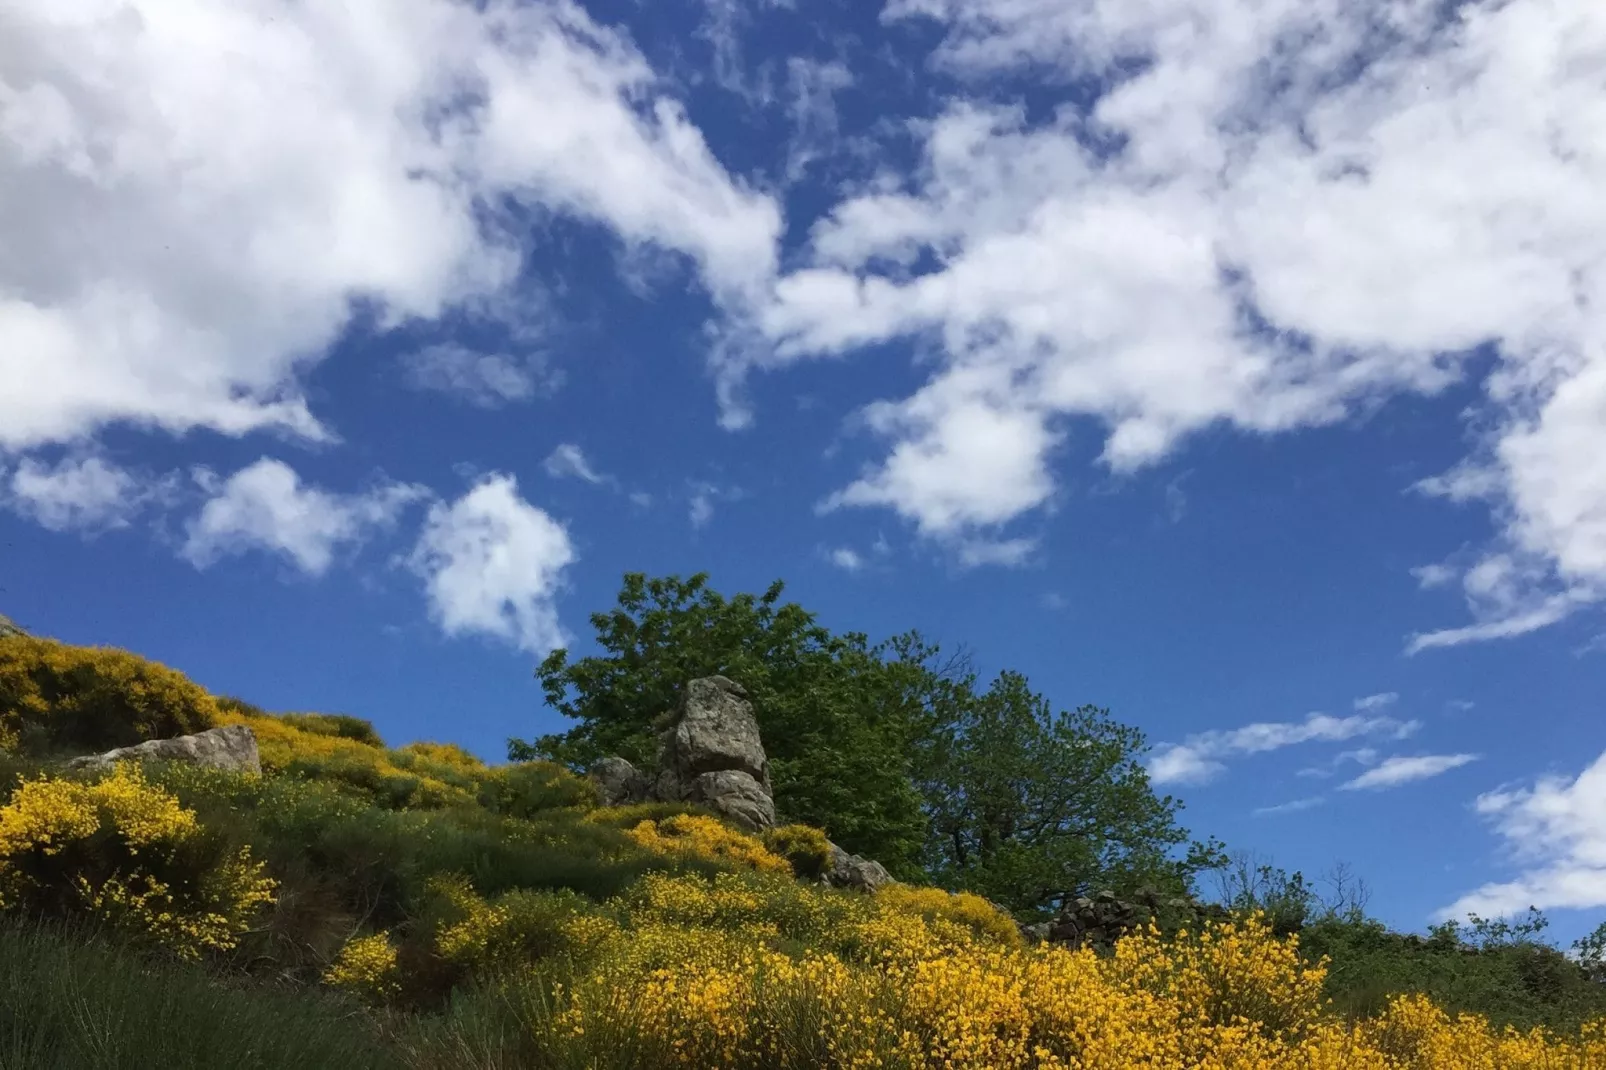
589,757,648,806
689,769,776,832
0,614,24,639
659,676,771,791
68,724,261,775
824,841,894,893
1021,922,1051,943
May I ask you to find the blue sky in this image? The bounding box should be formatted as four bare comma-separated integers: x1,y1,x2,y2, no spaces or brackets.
3,0,1604,943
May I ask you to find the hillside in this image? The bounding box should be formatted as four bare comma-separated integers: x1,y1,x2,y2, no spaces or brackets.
1,625,1604,1069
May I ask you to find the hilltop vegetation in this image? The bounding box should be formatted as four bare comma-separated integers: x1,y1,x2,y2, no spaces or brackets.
0,587,1604,1068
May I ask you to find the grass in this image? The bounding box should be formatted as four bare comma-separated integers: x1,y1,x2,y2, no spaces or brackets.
0,921,395,1070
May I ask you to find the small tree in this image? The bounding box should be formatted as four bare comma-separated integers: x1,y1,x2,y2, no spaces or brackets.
917,670,1224,917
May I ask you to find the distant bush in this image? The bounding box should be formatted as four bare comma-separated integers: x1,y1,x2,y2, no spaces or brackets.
878,885,1024,948
479,760,597,818
323,931,401,1004
0,764,275,959
279,712,386,748
0,634,219,755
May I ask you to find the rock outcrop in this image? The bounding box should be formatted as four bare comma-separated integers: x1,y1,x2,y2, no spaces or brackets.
0,613,25,639
589,676,775,832
587,677,893,889
68,723,262,775
1027,886,1230,949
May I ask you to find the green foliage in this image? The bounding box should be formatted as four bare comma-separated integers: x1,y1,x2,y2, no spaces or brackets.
763,824,834,880
278,712,386,748
1300,909,1606,1033
479,761,597,818
0,921,398,1069
1574,920,1606,984
513,573,964,874
918,670,1224,917
0,634,219,756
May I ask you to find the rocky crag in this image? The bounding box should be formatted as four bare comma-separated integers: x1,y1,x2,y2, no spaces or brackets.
587,675,893,893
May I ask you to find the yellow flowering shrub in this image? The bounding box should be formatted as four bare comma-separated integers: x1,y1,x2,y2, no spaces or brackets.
217,710,479,810
426,874,617,978
0,634,219,755
522,891,1606,1070
0,764,274,959
323,931,401,1003
762,823,834,879
878,885,1024,948
626,814,792,874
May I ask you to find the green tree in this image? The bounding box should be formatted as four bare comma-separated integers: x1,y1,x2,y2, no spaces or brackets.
917,670,1224,918
509,572,963,874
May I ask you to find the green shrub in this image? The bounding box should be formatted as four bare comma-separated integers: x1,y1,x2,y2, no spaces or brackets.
0,764,275,960
278,712,386,748
763,824,833,880
479,761,597,819
0,635,219,756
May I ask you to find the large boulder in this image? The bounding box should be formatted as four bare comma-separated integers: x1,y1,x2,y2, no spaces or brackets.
67,723,261,775
589,756,648,806
688,769,775,832
649,676,776,830
659,676,771,791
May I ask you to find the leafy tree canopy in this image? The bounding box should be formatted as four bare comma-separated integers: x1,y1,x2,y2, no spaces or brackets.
515,571,1222,904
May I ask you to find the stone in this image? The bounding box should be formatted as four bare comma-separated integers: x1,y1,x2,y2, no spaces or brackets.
589,757,649,806
824,841,894,893
659,676,772,790
689,769,776,832
1022,921,1051,944
0,613,24,639
68,723,262,775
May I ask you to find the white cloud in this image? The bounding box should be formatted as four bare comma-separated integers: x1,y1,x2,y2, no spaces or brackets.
1412,563,1459,590
2,0,779,454
401,345,545,408
1438,749,1606,920
1149,712,1417,786
184,458,426,575
404,473,574,654
687,481,742,529
1340,753,1480,791
829,547,865,572
1253,796,1325,817
4,454,160,532
736,0,1606,623
542,443,609,485
956,536,1038,568
1354,692,1399,712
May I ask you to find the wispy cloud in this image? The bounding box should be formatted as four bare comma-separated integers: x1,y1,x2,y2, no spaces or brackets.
1253,796,1325,817
1438,749,1606,921
1353,692,1399,713
542,444,610,486
1340,754,1479,792
1148,713,1418,786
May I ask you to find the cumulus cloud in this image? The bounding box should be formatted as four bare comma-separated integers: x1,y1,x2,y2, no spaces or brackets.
404,473,574,654
3,454,164,533
1340,753,1479,791
736,0,1606,634
1148,712,1417,786
1438,749,1606,920
184,458,427,575
1,0,779,454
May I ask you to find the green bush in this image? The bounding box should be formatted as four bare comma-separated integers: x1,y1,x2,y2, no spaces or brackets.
763,824,833,880
479,761,597,819
278,712,386,748
0,635,219,756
